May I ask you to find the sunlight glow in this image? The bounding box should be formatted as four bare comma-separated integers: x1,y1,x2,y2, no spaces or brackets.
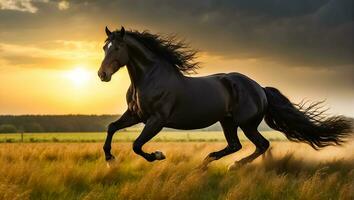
66,67,91,87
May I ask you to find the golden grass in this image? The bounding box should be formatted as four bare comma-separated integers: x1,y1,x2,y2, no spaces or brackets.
0,141,353,200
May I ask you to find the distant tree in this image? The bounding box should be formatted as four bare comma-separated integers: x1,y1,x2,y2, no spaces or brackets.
23,123,43,132
0,124,18,133
0,115,120,132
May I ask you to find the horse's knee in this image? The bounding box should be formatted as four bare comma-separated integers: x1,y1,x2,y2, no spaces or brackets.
132,141,141,155
107,122,117,135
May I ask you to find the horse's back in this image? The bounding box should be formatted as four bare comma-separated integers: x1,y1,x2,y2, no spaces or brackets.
168,72,267,127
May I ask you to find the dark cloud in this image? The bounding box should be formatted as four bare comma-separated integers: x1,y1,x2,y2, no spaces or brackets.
99,0,353,69
0,0,352,70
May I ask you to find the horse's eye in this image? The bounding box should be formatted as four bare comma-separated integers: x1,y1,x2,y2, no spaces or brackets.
107,42,113,49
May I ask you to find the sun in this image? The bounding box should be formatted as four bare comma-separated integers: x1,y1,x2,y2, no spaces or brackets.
66,67,91,87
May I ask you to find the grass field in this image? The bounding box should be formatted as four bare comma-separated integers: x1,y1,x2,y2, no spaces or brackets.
0,131,286,143
0,139,353,200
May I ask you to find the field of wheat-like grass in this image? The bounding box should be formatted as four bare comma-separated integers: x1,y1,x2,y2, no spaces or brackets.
0,141,353,200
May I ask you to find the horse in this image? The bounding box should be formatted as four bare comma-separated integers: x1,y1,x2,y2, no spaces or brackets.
98,26,353,169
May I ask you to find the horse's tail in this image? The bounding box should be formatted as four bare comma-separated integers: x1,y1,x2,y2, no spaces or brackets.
263,87,353,150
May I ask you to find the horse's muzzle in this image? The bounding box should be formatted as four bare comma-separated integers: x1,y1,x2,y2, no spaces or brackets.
98,71,111,82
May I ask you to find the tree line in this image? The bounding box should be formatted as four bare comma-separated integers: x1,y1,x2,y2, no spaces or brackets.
0,115,119,133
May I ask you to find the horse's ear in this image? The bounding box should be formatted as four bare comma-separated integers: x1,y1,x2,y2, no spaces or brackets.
120,26,125,38
105,26,112,36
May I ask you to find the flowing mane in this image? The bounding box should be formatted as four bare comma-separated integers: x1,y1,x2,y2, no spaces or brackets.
117,30,199,74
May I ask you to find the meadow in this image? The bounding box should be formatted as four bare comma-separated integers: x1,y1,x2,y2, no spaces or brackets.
0,132,353,200
0,131,286,143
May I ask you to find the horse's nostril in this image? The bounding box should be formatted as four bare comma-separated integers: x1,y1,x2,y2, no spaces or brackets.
99,71,106,80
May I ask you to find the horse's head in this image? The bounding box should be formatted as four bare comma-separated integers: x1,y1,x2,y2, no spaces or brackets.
98,26,129,82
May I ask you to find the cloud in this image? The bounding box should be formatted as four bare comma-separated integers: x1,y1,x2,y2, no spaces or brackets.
0,0,352,71
0,40,101,69
58,0,68,10
0,0,48,13
99,0,352,69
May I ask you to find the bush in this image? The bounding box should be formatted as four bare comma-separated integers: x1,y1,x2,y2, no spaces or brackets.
0,124,18,133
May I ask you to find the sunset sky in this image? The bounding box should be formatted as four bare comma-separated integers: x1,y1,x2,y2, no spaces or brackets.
0,0,353,116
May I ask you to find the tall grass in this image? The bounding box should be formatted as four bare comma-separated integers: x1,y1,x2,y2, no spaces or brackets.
0,131,286,143
0,142,353,200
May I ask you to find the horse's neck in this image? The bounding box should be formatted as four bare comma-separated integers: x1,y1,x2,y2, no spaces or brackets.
125,35,173,88
124,35,151,86
126,59,146,87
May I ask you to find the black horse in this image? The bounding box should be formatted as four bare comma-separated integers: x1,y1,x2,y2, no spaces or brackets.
98,26,352,169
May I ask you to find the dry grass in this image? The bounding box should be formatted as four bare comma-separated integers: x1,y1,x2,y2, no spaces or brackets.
0,141,353,200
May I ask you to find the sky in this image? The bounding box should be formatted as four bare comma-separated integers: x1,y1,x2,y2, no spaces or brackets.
0,0,353,116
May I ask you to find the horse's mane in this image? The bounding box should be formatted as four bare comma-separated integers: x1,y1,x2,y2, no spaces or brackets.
117,30,199,74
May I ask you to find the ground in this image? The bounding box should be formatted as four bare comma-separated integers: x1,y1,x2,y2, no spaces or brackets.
0,134,353,200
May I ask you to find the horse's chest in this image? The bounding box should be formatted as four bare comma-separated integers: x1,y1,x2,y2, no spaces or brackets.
128,92,143,118
128,90,157,119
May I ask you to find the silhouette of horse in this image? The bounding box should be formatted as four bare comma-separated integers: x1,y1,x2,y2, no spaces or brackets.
98,26,353,169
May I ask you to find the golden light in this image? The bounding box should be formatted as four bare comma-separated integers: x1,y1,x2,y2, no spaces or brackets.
66,67,91,87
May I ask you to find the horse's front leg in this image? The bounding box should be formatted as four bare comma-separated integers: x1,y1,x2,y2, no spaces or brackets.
132,117,164,162
103,110,140,162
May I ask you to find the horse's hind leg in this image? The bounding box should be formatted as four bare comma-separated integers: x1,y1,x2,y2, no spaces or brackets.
201,117,242,168
232,125,270,166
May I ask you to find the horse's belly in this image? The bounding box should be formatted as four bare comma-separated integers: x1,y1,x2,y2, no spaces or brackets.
165,99,229,130
165,117,220,130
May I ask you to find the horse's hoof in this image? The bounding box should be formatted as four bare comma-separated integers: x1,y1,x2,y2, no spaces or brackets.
154,151,166,160
106,157,117,168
